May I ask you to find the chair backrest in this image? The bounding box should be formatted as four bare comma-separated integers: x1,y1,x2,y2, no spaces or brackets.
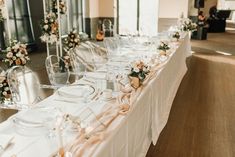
70,43,107,73
102,19,113,37
7,66,41,109
102,19,112,30
45,55,70,86
103,38,120,57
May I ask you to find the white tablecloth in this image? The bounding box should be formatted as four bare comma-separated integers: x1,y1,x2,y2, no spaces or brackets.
92,34,191,157
0,34,191,157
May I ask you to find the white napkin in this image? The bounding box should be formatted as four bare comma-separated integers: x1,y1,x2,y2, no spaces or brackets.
0,135,14,151
57,84,95,98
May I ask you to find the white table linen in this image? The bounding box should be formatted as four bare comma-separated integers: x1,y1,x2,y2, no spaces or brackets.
0,34,191,157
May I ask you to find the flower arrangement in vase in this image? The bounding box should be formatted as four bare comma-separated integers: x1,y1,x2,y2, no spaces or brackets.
171,31,180,42
40,12,59,44
4,40,30,67
129,61,150,89
0,71,11,103
0,40,30,103
52,0,67,15
178,18,197,32
63,30,80,52
157,41,170,56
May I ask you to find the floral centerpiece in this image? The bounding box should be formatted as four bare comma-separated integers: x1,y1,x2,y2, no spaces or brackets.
52,0,67,15
172,31,180,41
63,30,80,52
157,41,170,56
129,61,149,89
178,18,197,32
40,12,59,44
4,40,30,67
0,71,11,103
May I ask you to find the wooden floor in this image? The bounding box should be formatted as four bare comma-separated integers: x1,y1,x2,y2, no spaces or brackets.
146,53,235,157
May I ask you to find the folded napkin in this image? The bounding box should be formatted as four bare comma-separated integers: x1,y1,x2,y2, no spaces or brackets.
54,84,97,104
0,135,14,152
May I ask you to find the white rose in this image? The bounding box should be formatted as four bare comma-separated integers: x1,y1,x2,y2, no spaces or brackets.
2,91,7,96
4,87,9,91
45,20,48,23
143,67,148,72
13,44,20,50
6,52,13,58
12,56,16,60
133,67,140,73
40,34,47,42
43,25,49,30
16,52,22,57
0,84,3,88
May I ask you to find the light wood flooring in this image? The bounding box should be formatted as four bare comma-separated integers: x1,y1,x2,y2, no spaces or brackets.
146,53,235,157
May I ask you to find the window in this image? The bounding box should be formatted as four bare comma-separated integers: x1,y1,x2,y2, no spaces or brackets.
117,0,159,36
7,0,34,43
61,0,84,35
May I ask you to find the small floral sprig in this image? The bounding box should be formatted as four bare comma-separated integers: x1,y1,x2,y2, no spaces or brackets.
4,40,30,67
62,54,71,69
52,0,66,15
129,61,150,82
178,18,197,32
157,41,170,52
0,71,11,103
63,30,80,52
172,31,180,40
40,12,59,44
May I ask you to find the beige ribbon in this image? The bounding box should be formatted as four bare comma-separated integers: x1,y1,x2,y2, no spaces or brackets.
58,52,172,156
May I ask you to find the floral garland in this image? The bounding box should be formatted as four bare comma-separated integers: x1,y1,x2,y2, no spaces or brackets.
63,30,80,52
4,40,30,67
52,0,66,15
129,61,149,82
178,18,197,32
157,41,170,52
0,71,11,103
40,12,59,44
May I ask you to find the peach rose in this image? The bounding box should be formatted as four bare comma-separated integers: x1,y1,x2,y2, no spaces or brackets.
15,58,22,65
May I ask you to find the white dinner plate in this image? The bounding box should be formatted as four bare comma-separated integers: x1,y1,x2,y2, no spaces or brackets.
57,84,96,98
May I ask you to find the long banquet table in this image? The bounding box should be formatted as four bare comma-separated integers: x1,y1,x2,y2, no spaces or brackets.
0,33,191,157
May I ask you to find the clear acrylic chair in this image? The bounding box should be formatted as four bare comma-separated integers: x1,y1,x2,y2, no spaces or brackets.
7,66,41,110
45,55,70,87
103,38,120,59
102,19,113,37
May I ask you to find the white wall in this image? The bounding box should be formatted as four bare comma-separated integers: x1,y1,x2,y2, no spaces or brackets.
158,0,189,18
89,0,99,18
218,0,235,10
99,0,115,17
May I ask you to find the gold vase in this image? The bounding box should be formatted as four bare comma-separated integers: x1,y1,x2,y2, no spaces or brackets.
159,50,166,56
129,76,140,89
